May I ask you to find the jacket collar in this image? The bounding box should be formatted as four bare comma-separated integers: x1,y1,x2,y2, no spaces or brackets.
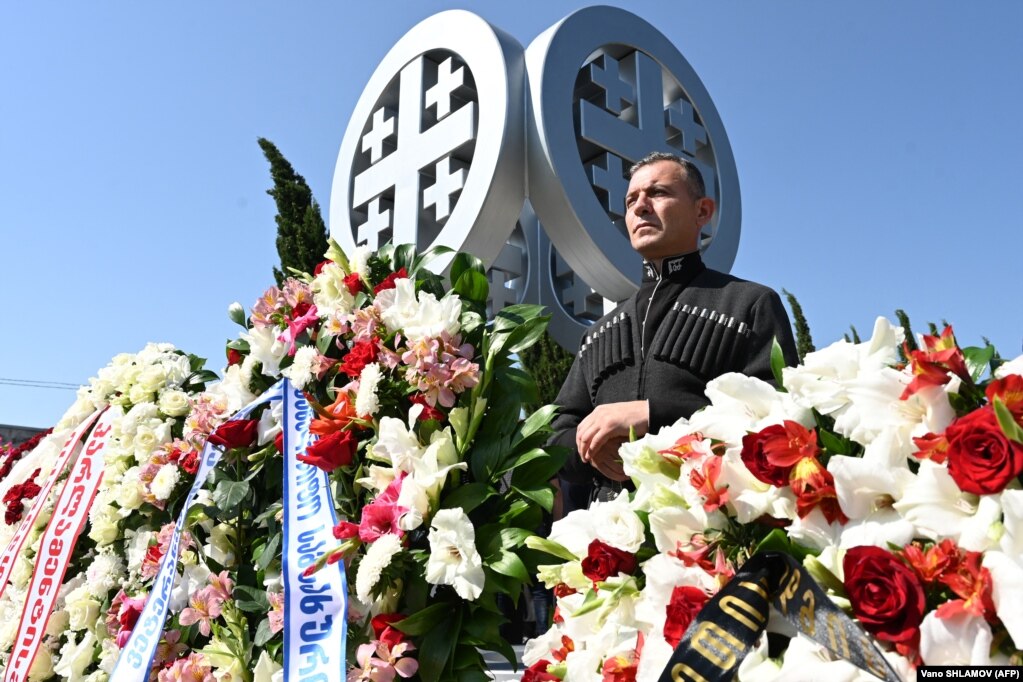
641,251,705,283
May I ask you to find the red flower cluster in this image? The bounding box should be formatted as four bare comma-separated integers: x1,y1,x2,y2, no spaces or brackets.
901,539,996,621
373,267,408,295
340,339,379,378
299,430,356,473
371,612,407,648
3,468,42,525
901,326,972,400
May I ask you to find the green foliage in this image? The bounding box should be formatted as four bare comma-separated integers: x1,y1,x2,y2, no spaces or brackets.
257,137,328,286
518,330,575,414
895,309,917,362
782,288,814,361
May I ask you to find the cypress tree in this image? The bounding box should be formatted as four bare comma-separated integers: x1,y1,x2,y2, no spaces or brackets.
781,289,814,362
519,331,575,414
258,137,329,285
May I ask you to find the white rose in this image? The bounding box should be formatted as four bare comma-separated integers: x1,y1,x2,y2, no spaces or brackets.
138,365,168,393
158,389,190,417
11,556,34,588
54,631,97,680
29,643,56,681
116,468,145,509
88,510,121,546
590,491,645,553
47,609,70,637
66,591,102,631
150,464,180,501
127,382,153,406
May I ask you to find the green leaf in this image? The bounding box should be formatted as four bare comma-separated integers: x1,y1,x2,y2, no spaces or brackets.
453,269,489,305
516,405,559,444
226,338,250,352
212,480,250,510
963,345,996,383
524,536,578,561
489,549,529,581
511,485,555,511
754,528,812,560
770,337,786,388
409,245,455,277
509,449,564,488
994,397,1023,444
254,618,275,646
254,532,281,572
449,252,485,289
493,304,546,333
498,527,533,550
817,428,852,456
570,589,604,617
316,330,335,355
495,447,548,476
233,585,270,613
393,603,449,636
417,605,461,682
441,483,496,514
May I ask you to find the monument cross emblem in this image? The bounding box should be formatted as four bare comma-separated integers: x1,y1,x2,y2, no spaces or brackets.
330,7,739,350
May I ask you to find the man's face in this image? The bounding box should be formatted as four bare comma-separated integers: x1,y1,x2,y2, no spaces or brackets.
624,160,715,263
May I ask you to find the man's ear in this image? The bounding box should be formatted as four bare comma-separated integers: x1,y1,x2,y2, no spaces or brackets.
696,197,716,226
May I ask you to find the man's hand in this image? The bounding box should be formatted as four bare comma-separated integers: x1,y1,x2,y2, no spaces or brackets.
576,401,649,481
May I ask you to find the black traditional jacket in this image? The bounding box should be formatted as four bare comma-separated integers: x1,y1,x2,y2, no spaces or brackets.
552,252,799,494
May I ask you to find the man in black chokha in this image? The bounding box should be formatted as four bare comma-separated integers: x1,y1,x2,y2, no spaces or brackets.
551,151,799,506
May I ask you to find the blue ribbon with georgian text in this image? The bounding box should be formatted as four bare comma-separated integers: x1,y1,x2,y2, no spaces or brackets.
282,379,349,682
110,381,284,682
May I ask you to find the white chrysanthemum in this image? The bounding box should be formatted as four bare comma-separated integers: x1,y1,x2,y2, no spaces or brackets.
356,363,383,417
151,464,180,502
282,345,319,389
86,550,126,594
350,245,372,278
425,508,484,601
356,533,404,602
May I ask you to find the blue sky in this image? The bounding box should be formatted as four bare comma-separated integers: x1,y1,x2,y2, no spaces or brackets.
2,1,1021,428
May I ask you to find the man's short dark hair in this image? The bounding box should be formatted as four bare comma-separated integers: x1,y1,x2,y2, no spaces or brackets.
628,151,706,200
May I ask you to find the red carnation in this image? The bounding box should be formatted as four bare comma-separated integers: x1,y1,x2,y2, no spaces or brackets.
844,545,926,644
207,419,259,450
299,430,356,473
663,585,710,647
581,540,637,584
340,340,379,378
373,267,408,294
945,406,1023,495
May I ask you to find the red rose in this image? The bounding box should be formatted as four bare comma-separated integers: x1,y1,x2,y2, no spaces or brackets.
373,267,408,294
180,451,200,475
522,660,559,682
299,430,356,472
581,540,637,584
843,545,926,644
663,585,710,647
226,348,243,367
208,419,259,450
343,272,363,296
340,340,379,378
945,406,1023,495
740,426,793,487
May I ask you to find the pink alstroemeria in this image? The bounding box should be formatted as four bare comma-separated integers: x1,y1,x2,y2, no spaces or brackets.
278,303,320,356
347,640,419,682
207,570,234,603
157,652,216,682
268,590,284,634
178,586,225,637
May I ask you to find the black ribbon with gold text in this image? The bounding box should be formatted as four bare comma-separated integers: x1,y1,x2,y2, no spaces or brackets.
657,552,902,682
